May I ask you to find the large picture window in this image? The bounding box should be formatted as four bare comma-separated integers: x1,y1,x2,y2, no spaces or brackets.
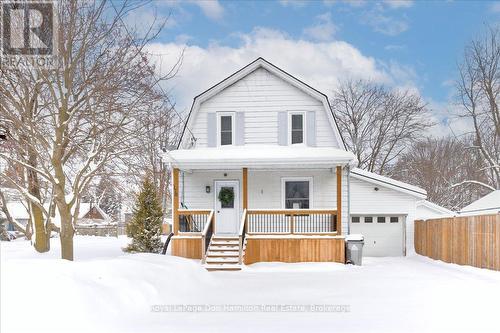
282,178,312,209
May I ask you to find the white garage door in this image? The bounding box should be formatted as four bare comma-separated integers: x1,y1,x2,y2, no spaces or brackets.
350,215,405,257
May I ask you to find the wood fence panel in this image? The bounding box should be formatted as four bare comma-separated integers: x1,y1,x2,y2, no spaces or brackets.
414,214,500,271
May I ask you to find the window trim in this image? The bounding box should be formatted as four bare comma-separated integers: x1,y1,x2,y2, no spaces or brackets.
217,112,235,146
288,111,306,146
281,177,313,209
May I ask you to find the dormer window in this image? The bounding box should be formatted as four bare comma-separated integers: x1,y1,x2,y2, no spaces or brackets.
289,112,305,145
217,112,235,146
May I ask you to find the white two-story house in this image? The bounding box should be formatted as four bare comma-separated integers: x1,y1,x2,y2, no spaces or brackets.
164,58,449,271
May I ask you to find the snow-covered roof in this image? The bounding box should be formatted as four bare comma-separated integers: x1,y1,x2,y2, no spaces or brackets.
416,200,455,219
177,57,347,151
165,145,356,170
350,168,427,199
459,190,500,216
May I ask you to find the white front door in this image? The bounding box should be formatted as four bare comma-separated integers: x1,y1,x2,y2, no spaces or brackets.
215,181,240,235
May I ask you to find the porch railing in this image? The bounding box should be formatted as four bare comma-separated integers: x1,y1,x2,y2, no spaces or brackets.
244,209,338,235
177,209,213,234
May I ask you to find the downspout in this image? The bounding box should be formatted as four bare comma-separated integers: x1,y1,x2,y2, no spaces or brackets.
347,165,351,235
181,171,185,206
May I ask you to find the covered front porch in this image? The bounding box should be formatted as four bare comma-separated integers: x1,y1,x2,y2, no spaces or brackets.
164,146,354,269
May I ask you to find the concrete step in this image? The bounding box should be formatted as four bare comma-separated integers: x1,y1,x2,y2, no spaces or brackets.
204,264,242,271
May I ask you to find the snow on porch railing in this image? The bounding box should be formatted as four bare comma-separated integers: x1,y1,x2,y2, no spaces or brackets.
245,209,338,235
177,209,213,234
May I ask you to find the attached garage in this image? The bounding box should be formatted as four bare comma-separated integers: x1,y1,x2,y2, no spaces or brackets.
350,215,405,257
348,168,427,257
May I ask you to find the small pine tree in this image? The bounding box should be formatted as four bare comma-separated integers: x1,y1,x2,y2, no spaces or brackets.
124,178,163,253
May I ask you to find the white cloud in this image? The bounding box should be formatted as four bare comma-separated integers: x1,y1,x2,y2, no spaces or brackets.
383,0,414,9
122,6,177,35
490,2,500,13
188,0,224,20
384,44,406,51
363,9,409,36
278,0,309,8
303,13,338,41
323,0,367,7
148,28,393,112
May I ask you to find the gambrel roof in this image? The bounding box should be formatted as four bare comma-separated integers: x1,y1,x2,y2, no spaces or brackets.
177,57,347,150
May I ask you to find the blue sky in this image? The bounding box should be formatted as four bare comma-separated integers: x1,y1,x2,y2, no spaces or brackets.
134,0,500,135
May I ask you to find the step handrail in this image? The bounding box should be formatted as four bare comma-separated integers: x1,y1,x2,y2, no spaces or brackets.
238,209,247,264
201,210,215,263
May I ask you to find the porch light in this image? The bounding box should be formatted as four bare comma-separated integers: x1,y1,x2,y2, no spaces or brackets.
206,186,211,193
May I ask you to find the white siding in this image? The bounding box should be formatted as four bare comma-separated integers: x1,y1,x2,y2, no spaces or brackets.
179,168,347,234
188,68,340,148
349,176,419,255
179,170,243,210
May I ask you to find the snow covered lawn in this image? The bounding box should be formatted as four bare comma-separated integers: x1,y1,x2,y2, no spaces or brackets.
2,237,499,333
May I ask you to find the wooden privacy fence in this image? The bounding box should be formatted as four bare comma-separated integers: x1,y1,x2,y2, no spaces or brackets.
415,214,500,271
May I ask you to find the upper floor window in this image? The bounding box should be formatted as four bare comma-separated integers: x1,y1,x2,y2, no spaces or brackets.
289,112,305,145
218,113,234,146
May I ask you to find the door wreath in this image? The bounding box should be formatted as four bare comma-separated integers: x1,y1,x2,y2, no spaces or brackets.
218,187,234,206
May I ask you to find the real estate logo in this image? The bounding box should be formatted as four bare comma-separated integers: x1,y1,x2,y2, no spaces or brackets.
0,0,58,68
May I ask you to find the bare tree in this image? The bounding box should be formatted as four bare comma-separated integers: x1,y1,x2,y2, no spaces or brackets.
331,80,433,175
0,1,179,260
456,25,500,190
392,136,490,210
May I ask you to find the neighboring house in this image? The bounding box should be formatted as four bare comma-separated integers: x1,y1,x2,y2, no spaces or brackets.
459,190,500,216
415,200,455,220
164,58,444,270
77,203,112,226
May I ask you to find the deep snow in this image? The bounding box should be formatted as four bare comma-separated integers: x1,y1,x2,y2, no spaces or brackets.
1,236,499,333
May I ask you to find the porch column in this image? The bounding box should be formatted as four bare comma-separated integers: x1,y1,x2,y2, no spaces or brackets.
336,166,342,235
172,168,180,235
242,167,248,210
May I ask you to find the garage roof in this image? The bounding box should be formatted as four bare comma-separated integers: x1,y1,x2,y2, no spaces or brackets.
351,168,427,199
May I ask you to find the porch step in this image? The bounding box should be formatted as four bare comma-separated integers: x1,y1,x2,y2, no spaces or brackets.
203,236,244,271
206,251,239,257
212,236,239,240
205,257,240,264
204,264,242,271
211,240,239,246
208,245,240,252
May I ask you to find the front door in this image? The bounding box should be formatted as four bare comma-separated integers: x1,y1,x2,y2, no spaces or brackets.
215,181,240,234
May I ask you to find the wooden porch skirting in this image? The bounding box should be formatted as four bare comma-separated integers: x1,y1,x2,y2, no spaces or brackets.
171,236,203,259
244,236,345,264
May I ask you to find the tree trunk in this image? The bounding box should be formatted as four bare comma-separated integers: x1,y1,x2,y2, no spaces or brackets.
30,202,50,252
27,153,50,252
60,231,74,261
58,203,74,260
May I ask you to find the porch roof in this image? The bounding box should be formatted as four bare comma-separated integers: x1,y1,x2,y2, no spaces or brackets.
164,145,356,170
